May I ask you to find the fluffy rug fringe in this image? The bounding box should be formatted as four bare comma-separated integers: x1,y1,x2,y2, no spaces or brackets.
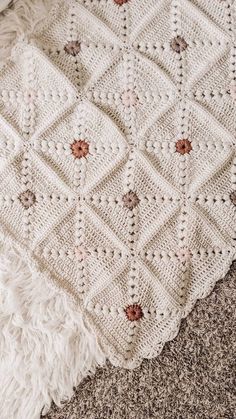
0,3,106,418
0,0,54,68
0,241,106,419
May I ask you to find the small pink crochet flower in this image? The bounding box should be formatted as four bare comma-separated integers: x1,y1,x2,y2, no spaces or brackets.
24,89,36,104
177,247,192,263
230,83,236,100
75,246,88,262
121,90,137,107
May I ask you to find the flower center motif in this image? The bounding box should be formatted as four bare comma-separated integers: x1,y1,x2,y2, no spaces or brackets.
230,83,236,100
75,246,88,261
177,247,192,263
64,41,81,56
122,191,140,209
230,191,236,205
176,139,192,155
19,190,36,209
171,36,188,53
121,90,137,107
71,140,89,158
114,0,129,5
24,89,36,104
125,304,143,321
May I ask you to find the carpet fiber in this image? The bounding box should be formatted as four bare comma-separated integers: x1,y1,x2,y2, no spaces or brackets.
45,263,236,419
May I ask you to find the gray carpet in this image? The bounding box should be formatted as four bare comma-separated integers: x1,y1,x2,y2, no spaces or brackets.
45,263,236,419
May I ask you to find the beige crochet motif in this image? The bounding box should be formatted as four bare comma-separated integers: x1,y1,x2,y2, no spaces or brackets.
0,0,236,368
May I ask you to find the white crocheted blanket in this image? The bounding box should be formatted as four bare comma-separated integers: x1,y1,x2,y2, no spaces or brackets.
0,0,235,418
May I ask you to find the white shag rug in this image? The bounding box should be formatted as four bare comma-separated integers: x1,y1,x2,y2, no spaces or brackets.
0,3,106,419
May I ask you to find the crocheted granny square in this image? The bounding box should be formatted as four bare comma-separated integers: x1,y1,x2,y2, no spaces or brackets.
0,0,235,372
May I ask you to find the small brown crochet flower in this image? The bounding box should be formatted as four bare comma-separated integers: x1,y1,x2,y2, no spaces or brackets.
122,191,140,209
19,190,36,209
114,0,129,5
125,304,143,321
176,139,192,155
171,36,188,53
230,191,236,205
64,41,81,56
71,140,89,158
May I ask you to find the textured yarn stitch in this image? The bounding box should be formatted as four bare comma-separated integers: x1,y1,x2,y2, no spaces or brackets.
0,0,236,368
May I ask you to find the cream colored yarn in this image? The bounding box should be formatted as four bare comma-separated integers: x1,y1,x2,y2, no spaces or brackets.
0,0,236,377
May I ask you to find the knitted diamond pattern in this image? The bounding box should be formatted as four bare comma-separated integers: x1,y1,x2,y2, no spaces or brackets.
0,0,235,367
